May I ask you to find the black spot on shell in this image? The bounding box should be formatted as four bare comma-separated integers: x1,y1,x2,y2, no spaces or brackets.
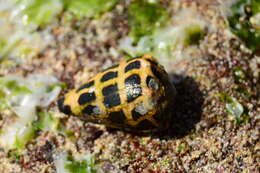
125,74,142,102
83,105,96,115
125,60,141,73
78,92,96,105
108,110,126,124
58,97,72,115
76,80,94,92
125,74,141,85
63,105,72,115
101,71,118,82
102,84,118,96
103,93,121,108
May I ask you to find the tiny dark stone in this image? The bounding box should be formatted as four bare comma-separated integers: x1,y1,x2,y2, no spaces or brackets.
125,60,141,73
102,84,118,96
76,80,94,92
108,110,126,124
78,92,96,105
35,141,54,163
101,71,118,82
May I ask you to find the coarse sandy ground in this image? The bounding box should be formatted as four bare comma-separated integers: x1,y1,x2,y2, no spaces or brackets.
0,0,259,172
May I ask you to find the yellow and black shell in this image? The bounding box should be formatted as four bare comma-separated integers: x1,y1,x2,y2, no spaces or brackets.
58,55,176,133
